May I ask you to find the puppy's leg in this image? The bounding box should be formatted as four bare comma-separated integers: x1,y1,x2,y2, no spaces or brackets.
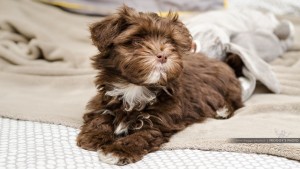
200,89,233,119
202,81,242,119
206,97,234,119
77,111,115,151
215,103,234,119
98,129,167,165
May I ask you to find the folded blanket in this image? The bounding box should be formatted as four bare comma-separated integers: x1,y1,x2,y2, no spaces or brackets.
0,0,97,127
184,10,295,101
0,0,299,161
0,0,99,72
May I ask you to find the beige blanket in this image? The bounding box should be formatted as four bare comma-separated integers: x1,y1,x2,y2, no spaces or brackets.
1,0,300,161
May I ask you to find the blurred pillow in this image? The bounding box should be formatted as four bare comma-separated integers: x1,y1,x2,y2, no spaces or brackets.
35,0,224,16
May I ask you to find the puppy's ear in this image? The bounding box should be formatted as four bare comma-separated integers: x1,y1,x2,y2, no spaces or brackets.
90,5,136,52
90,14,125,52
167,12,192,53
119,5,139,20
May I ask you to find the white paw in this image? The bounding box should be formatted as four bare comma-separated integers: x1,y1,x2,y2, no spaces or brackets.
98,150,119,165
216,106,230,119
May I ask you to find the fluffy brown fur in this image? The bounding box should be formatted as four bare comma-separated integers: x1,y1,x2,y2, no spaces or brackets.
77,6,243,165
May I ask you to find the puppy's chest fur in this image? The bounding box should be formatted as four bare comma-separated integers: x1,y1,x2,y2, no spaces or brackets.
104,83,158,112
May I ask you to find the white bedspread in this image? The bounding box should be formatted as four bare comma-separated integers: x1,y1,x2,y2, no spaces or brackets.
0,117,299,169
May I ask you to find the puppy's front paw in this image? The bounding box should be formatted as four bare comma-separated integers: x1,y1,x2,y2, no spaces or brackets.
98,135,149,165
98,146,142,165
77,115,115,151
77,129,113,151
98,150,121,165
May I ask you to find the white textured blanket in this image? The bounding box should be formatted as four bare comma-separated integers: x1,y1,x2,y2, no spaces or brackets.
1,117,299,169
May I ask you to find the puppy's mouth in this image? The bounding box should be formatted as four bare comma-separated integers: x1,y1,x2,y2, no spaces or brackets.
132,53,182,86
144,61,169,85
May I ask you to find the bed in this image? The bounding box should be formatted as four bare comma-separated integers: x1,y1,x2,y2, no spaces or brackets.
1,117,299,169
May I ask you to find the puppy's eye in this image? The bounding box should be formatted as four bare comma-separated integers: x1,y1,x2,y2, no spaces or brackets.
170,47,177,52
132,38,143,46
166,37,177,46
133,40,140,46
123,38,143,46
124,40,134,46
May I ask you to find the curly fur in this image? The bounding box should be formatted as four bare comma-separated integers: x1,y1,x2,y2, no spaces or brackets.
77,5,243,165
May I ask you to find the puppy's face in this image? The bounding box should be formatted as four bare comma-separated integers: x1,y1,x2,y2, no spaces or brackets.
91,6,192,86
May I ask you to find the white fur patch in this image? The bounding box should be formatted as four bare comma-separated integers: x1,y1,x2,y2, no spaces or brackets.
98,150,119,165
145,70,162,84
105,83,156,111
145,66,168,84
114,122,128,136
216,106,230,118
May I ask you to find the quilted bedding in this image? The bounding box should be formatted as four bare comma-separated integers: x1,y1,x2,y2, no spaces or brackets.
1,117,299,169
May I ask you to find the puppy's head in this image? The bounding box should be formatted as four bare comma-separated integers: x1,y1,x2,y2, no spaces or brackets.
91,6,192,86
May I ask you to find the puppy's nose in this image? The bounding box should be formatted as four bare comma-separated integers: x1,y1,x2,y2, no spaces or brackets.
157,54,167,63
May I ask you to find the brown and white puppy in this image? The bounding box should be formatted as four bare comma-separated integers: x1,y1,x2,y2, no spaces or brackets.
77,6,243,165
